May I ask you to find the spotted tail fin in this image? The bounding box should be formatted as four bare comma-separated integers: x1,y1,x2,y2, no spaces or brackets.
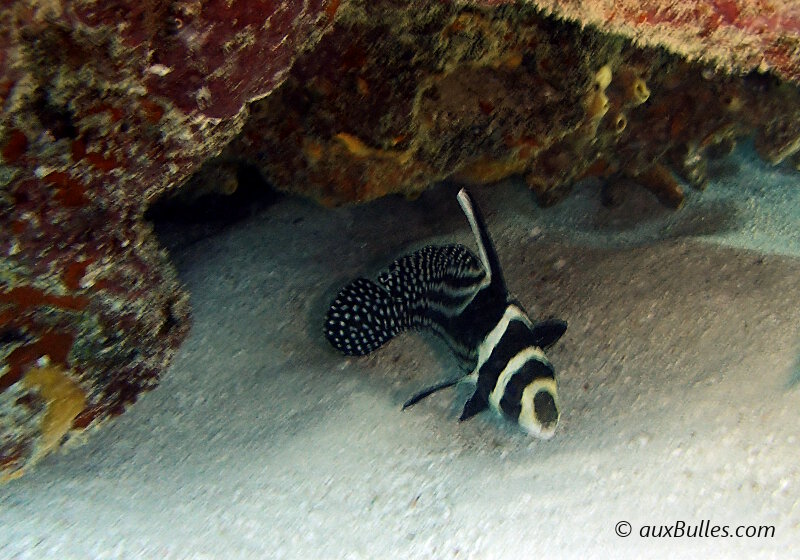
324,278,411,356
325,244,485,360
377,244,485,315
377,244,486,364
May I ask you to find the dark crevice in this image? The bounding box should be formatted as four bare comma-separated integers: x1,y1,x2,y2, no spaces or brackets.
33,88,78,140
145,160,282,253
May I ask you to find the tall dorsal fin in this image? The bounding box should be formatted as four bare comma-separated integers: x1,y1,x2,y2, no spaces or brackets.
457,188,506,292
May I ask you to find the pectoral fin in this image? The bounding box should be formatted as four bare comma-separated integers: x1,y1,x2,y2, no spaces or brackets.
459,390,489,421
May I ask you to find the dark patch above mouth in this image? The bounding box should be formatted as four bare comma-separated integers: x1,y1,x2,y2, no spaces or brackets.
534,390,559,427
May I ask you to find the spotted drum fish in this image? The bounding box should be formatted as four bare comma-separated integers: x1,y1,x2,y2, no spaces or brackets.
324,188,567,438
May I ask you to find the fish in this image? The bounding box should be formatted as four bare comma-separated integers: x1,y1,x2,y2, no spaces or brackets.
324,188,567,438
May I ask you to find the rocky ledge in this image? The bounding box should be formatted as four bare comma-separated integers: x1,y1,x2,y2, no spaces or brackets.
1,0,799,479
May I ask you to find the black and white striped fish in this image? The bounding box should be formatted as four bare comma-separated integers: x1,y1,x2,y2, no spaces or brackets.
324,188,567,438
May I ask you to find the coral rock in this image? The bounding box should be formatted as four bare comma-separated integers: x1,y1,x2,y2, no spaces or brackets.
225,2,800,207
0,0,334,479
498,0,800,85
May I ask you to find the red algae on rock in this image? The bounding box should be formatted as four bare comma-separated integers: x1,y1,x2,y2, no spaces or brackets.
0,0,335,479
222,1,800,206
506,0,800,85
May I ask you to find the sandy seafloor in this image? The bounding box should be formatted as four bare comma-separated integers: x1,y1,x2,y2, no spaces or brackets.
2,144,799,559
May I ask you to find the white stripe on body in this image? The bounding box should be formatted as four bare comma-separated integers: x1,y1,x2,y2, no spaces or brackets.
487,346,549,412
472,304,533,372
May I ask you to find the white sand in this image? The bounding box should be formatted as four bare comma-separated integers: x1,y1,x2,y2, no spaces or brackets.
2,146,799,559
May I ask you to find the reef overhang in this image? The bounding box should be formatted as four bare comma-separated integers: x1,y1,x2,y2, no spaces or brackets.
2,0,799,479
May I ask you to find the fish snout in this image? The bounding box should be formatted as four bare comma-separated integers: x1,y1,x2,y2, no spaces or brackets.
519,378,560,438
